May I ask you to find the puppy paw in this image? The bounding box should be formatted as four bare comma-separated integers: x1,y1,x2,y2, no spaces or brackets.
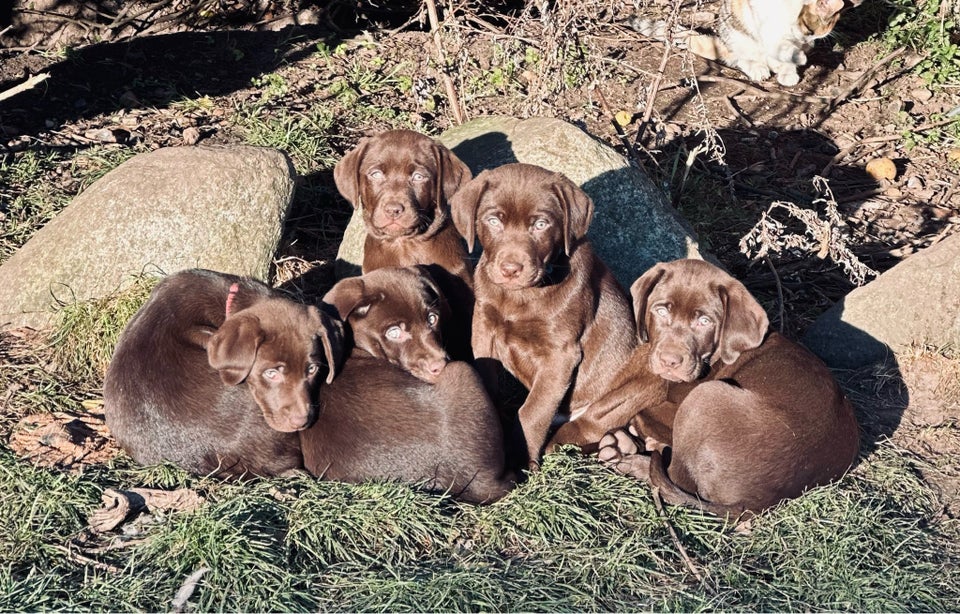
598,428,640,462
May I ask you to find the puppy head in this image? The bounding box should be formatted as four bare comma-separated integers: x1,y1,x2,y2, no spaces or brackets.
630,259,768,382
322,266,450,383
450,163,594,290
333,129,471,240
207,298,343,432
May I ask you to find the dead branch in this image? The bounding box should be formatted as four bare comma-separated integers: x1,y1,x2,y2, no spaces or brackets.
0,72,50,103
425,0,466,125
637,0,684,145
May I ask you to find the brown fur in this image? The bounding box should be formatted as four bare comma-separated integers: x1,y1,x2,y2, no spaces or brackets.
334,129,475,360
600,259,860,518
300,266,513,504
450,162,638,469
103,268,342,478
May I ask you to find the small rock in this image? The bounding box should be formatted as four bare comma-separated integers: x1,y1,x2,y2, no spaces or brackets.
865,157,897,181
910,87,934,103
84,128,118,143
182,127,201,146
884,187,903,198
906,175,925,189
947,148,960,162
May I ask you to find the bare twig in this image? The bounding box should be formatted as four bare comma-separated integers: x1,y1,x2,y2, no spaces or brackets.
827,47,911,112
652,487,714,592
696,75,833,104
764,256,785,333
637,0,683,145
593,83,659,171
0,73,50,103
424,0,465,125
723,95,753,127
53,544,122,574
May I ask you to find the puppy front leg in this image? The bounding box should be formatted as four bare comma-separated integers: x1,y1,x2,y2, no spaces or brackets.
518,350,581,469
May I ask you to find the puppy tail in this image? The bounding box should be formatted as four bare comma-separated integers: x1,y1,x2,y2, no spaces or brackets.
648,448,750,521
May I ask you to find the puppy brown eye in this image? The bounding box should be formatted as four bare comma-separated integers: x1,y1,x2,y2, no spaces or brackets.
385,326,403,340
368,169,384,180
427,312,439,327
412,171,428,181
533,219,549,230
486,216,502,229
263,368,281,381
696,315,713,327
306,363,319,376
654,306,669,317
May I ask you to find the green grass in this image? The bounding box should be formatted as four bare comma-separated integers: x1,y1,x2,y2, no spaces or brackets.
0,435,956,611
2,290,954,610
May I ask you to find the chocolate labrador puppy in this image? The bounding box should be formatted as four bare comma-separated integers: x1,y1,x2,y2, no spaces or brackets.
104,268,342,478
450,162,638,469
599,259,861,517
299,266,513,504
334,129,473,280
334,128,475,359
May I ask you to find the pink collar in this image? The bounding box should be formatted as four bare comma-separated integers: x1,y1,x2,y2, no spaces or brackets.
225,282,240,316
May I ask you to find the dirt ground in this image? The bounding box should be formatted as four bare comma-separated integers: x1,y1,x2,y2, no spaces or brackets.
1,1,958,513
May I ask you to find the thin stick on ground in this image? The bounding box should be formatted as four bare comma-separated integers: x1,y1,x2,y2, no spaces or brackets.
0,72,50,103
53,544,121,574
637,0,684,145
424,0,465,125
764,256,785,333
652,487,714,593
827,47,910,112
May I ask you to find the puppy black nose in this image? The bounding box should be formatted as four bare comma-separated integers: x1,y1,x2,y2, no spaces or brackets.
499,261,523,278
384,203,404,218
658,351,684,370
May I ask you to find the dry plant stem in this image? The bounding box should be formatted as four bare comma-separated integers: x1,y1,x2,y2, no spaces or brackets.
764,256,785,333
594,84,656,170
652,487,713,592
828,47,908,112
696,75,832,104
424,0,465,125
637,0,684,144
0,72,50,103
53,544,121,574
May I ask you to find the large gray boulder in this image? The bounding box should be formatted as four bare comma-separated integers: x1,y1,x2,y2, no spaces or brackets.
0,145,296,330
336,116,704,286
803,232,960,368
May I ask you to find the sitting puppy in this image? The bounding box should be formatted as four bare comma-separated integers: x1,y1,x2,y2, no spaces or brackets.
450,163,638,469
334,128,475,359
103,268,342,479
298,266,513,504
599,259,861,517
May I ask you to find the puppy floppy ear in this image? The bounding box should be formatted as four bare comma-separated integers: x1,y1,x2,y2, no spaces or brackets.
630,263,667,343
415,264,454,323
551,174,595,255
434,142,472,205
333,138,371,208
449,173,489,254
321,277,371,320
716,278,769,364
207,314,265,385
314,307,345,384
